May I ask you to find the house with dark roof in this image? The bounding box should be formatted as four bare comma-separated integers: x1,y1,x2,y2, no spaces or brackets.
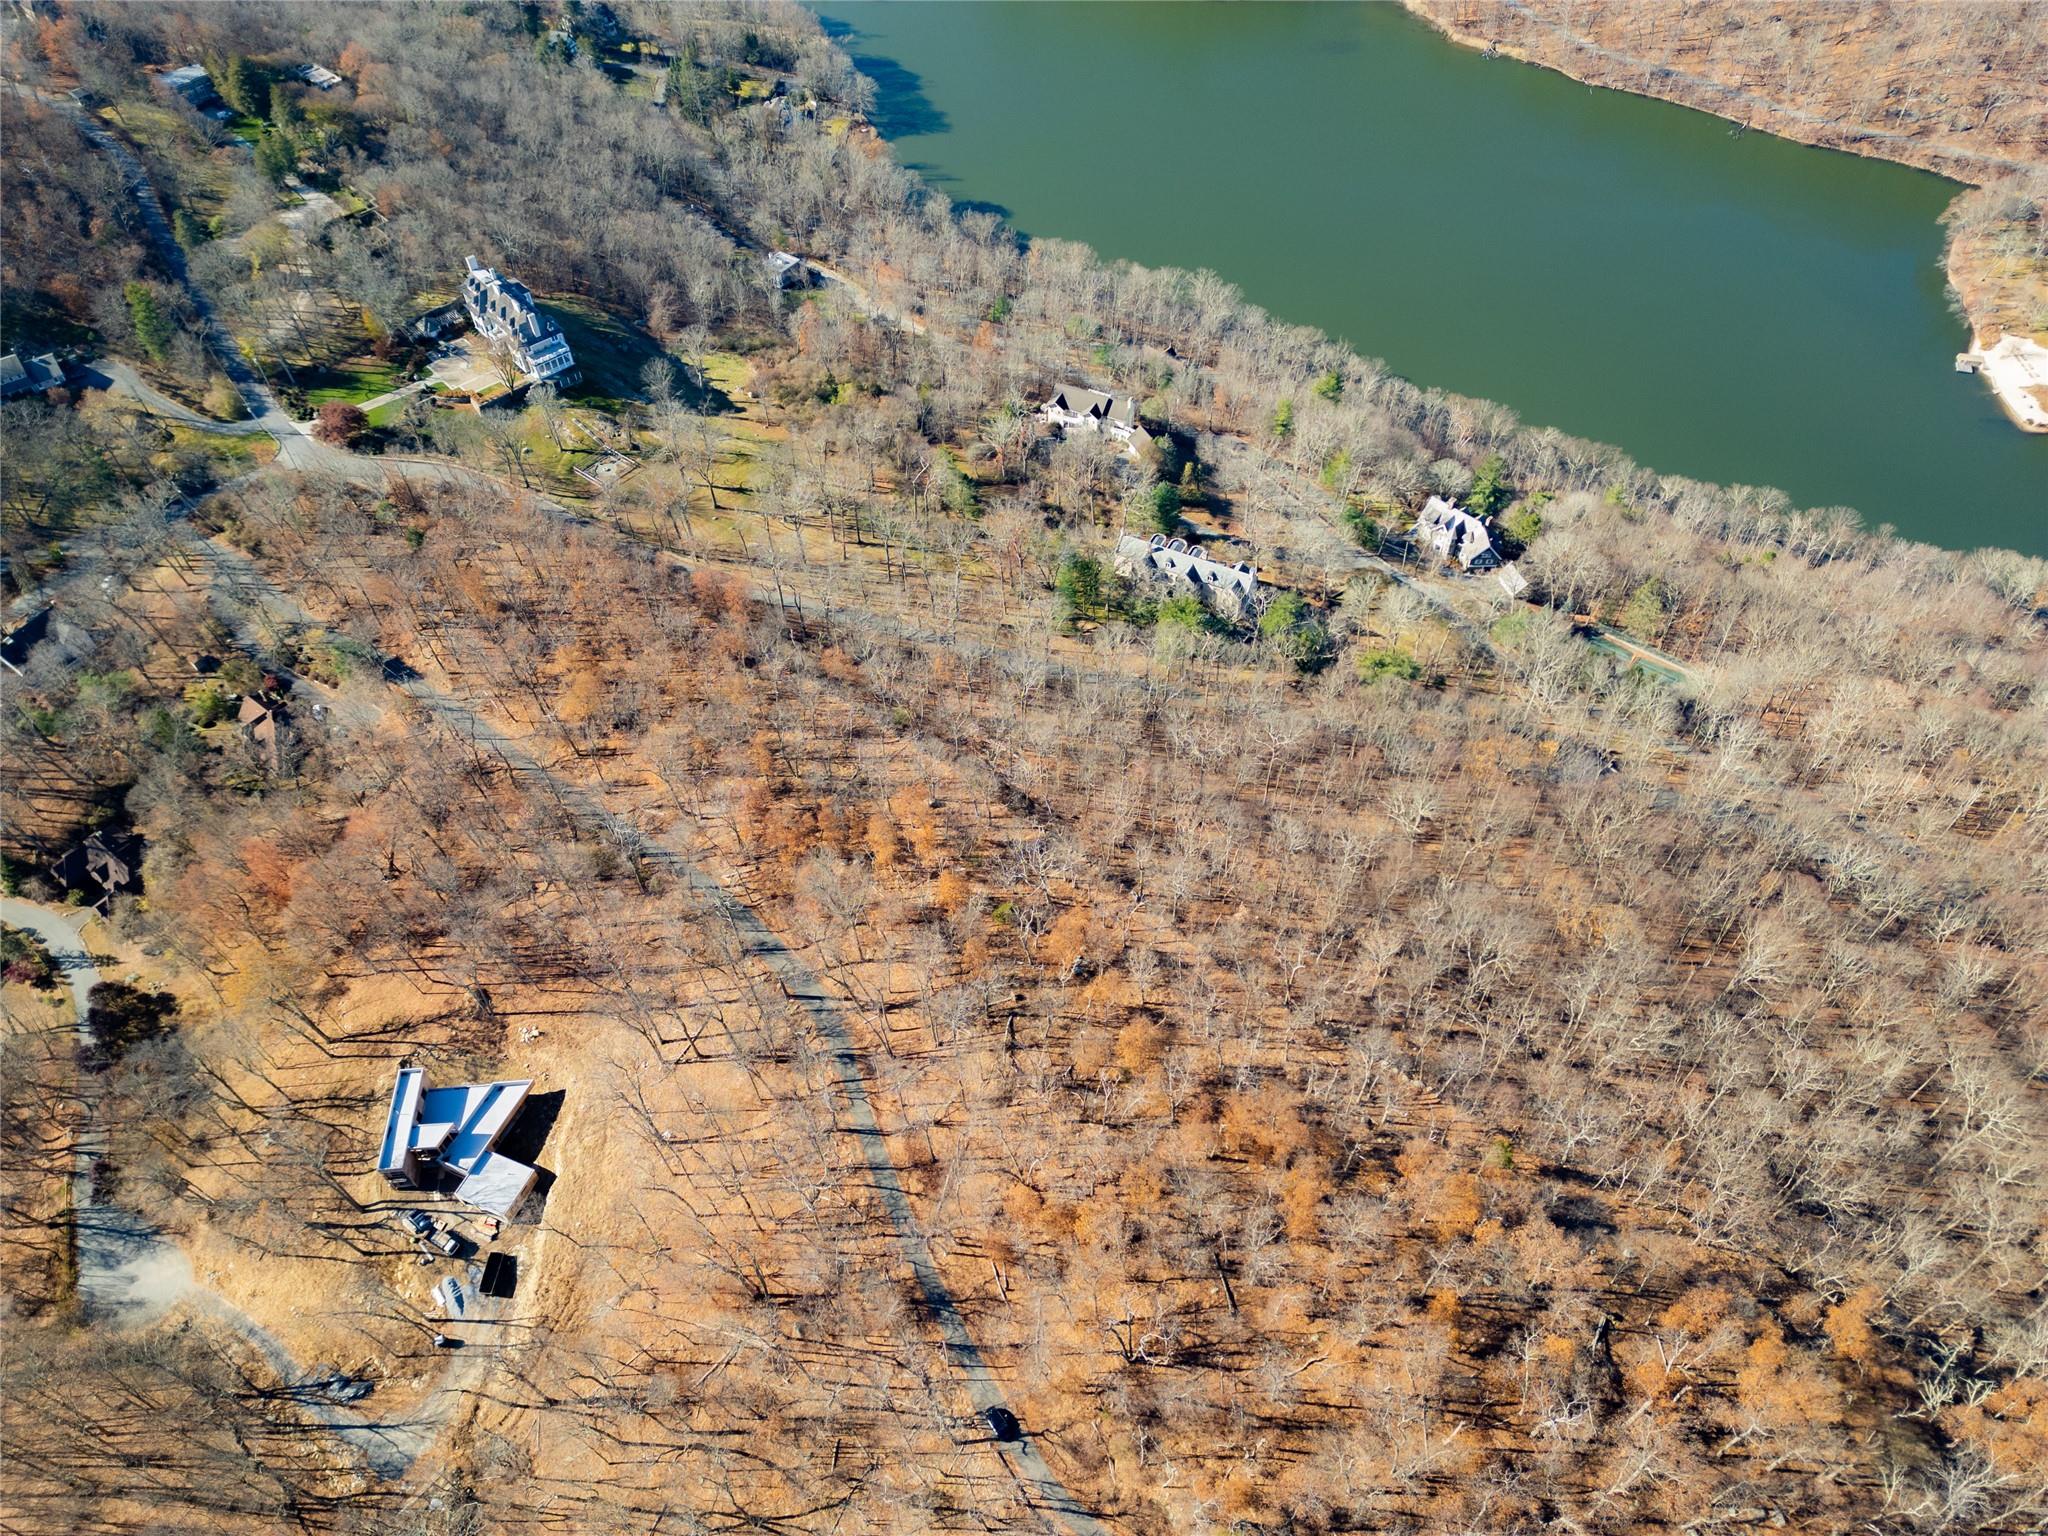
378,1064,541,1219
1115,533,1265,621
49,829,143,911
1039,384,1153,457
460,257,578,384
1406,495,1502,572
237,686,291,771
0,352,65,400
154,64,215,107
0,606,52,674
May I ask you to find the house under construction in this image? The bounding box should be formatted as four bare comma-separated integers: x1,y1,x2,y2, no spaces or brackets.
377,1064,539,1218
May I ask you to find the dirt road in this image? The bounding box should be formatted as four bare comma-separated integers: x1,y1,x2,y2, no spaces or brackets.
0,897,477,1481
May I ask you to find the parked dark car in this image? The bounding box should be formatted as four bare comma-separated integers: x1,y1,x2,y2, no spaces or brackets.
983,1406,1021,1443
400,1210,432,1237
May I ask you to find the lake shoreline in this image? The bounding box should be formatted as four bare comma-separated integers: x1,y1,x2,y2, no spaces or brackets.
1960,336,2048,434
822,0,2046,551
1399,0,2048,435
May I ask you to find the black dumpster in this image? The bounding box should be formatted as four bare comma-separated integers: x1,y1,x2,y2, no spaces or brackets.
479,1251,517,1299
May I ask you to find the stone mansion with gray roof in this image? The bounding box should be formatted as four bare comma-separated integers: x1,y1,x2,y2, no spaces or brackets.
461,256,578,384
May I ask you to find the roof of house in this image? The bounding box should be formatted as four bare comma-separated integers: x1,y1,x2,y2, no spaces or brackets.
0,606,52,671
765,251,814,289
379,1067,427,1174
1118,533,1259,598
378,1064,540,1217
455,1150,537,1217
1411,495,1499,568
1,352,64,396
461,256,569,357
43,829,142,909
1047,385,1139,429
83,832,138,886
158,64,212,97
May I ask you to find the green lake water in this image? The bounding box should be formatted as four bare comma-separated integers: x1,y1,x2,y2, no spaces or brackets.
815,1,2046,555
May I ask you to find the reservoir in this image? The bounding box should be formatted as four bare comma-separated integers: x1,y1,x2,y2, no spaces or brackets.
815,2,2046,556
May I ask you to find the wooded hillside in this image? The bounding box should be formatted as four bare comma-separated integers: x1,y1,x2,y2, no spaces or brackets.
2,4,2044,1534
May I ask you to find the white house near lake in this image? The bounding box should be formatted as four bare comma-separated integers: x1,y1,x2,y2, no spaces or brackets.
1039,384,1153,456
461,256,578,384
378,1064,539,1219
1407,495,1501,572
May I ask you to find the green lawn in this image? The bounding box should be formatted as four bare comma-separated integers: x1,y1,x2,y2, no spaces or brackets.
298,357,403,406
458,409,603,496
165,425,276,467
545,298,671,411
364,395,412,428
102,100,237,223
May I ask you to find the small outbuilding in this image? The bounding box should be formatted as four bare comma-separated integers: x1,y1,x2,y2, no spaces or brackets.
479,1252,518,1299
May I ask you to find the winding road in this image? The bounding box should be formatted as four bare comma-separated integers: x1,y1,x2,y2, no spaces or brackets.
15,84,352,474
193,536,1113,1529
0,897,486,1481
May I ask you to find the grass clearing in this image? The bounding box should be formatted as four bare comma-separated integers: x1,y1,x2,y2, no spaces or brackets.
505,409,606,493
297,356,402,406
546,297,671,411
103,99,237,223
162,425,278,472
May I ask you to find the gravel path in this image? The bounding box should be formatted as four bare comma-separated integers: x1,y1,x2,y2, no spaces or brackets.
193,538,1116,1533
0,902,194,1326
75,357,274,436
0,898,465,1481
